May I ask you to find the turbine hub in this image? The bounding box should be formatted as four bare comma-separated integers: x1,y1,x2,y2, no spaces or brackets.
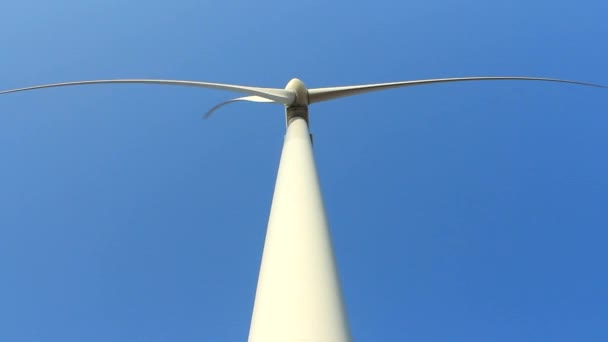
284,78,310,127
285,78,309,106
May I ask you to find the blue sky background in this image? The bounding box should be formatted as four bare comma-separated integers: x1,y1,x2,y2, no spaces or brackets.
1,0,607,341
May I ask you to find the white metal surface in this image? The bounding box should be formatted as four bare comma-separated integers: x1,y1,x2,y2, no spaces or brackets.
249,117,351,342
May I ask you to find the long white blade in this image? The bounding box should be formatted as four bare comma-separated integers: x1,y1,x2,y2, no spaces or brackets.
0,79,296,105
203,95,277,119
308,76,606,104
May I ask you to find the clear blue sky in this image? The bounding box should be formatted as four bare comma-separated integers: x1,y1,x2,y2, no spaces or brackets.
1,0,607,341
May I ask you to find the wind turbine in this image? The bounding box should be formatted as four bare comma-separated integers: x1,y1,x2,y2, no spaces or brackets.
1,76,605,341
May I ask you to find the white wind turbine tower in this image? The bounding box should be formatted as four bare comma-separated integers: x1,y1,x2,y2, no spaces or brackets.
1,76,605,341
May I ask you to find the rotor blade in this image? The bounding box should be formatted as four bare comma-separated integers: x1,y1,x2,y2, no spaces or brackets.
203,95,277,119
0,79,296,105
308,77,607,104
